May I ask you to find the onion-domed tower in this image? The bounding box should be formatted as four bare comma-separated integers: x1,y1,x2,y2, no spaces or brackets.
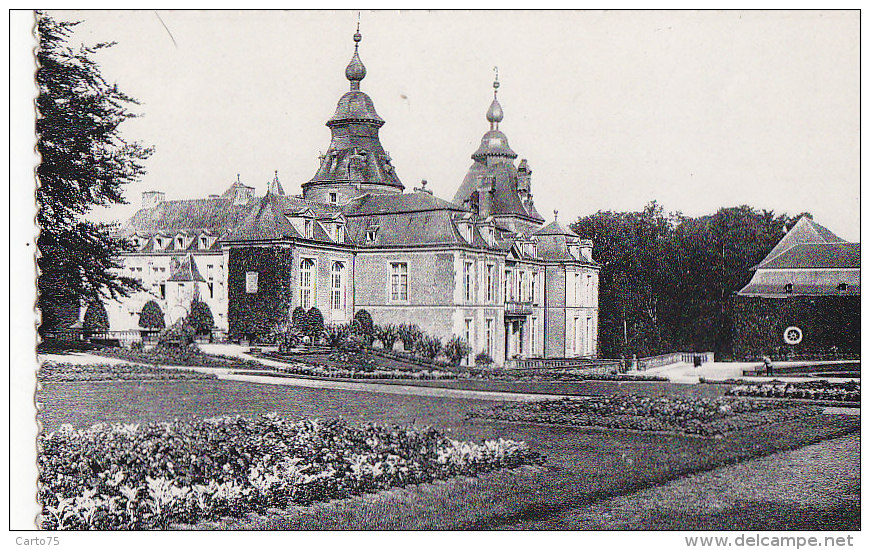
453,72,544,234
302,28,404,204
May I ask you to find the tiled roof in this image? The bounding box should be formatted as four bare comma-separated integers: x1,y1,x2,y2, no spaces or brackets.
755,242,860,270
343,192,468,216
534,220,577,237
454,159,544,222
167,255,206,282
737,268,860,297
755,216,849,268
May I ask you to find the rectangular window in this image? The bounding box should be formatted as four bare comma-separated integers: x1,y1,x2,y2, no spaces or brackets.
331,262,345,310
485,264,495,302
586,316,593,355
504,270,511,301
586,274,593,305
574,316,581,355
300,259,315,308
390,262,408,301
245,271,258,294
464,261,474,302
159,283,166,299
329,192,338,204
529,272,535,303
573,273,579,305
304,219,313,239
464,318,474,364
530,317,537,355
485,318,494,357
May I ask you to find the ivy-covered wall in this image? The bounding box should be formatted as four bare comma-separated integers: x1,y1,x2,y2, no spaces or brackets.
228,246,294,340
731,295,860,359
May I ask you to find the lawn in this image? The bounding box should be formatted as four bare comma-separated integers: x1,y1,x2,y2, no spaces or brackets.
37,377,860,529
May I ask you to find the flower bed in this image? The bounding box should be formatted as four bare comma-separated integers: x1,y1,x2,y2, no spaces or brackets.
38,414,539,529
272,362,457,380
38,362,216,383
469,395,820,437
97,347,271,371
726,380,860,403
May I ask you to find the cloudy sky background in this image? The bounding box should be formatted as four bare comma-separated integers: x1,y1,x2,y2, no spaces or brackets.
50,9,859,240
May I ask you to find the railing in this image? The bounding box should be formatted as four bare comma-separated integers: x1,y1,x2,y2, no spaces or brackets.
504,300,533,316
512,356,622,371
636,352,714,371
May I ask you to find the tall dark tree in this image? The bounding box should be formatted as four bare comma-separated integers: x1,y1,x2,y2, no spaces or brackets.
138,300,165,330
571,203,808,359
36,13,152,333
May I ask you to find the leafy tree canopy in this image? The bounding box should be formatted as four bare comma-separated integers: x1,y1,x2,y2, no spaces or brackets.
37,12,152,333
138,300,165,330
571,202,808,359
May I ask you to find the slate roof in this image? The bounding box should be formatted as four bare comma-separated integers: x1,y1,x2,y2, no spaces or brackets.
737,217,859,297
344,192,468,216
755,216,849,268
167,255,206,282
534,220,577,237
755,243,860,270
454,159,544,222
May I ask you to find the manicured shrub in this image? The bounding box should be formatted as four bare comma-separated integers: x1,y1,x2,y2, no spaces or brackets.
303,308,324,341
352,309,375,344
475,352,495,367
270,321,300,352
158,319,196,348
82,301,109,333
187,299,214,336
291,306,306,329
375,324,399,350
418,334,442,359
138,300,165,330
397,323,422,352
324,323,351,348
443,336,472,367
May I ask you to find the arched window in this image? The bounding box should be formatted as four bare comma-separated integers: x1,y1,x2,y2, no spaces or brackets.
300,258,315,309
331,262,345,310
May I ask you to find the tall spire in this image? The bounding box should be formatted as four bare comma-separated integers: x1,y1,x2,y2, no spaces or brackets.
486,66,504,130
345,19,366,90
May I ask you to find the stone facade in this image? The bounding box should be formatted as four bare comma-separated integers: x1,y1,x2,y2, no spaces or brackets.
98,30,600,366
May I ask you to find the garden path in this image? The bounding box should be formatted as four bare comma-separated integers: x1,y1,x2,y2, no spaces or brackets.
506,432,860,530
636,361,857,384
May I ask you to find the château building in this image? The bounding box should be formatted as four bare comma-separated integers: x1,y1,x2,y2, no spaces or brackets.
97,29,600,365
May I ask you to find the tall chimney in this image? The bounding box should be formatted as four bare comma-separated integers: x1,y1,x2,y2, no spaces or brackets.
142,191,165,209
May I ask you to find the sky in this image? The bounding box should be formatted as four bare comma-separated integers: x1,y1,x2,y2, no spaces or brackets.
48,9,859,241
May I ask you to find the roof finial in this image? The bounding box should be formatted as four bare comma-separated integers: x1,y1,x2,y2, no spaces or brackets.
554,209,559,221
236,173,241,183
346,16,366,90
486,67,504,130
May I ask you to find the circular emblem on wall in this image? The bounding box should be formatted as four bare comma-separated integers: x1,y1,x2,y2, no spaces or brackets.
783,326,803,345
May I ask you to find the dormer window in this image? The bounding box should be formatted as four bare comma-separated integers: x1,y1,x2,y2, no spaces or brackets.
175,235,186,249
568,242,581,260
784,283,793,294
334,224,345,242
366,227,379,243
154,237,164,249
304,219,313,239
329,192,338,204
200,236,210,249
838,282,849,292
458,223,473,243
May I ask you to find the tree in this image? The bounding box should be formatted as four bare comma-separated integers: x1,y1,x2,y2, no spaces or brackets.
352,309,375,344
571,202,808,359
82,301,109,333
443,336,471,367
138,300,165,330
303,308,324,341
187,300,214,336
291,306,307,329
36,13,152,334
375,324,399,350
